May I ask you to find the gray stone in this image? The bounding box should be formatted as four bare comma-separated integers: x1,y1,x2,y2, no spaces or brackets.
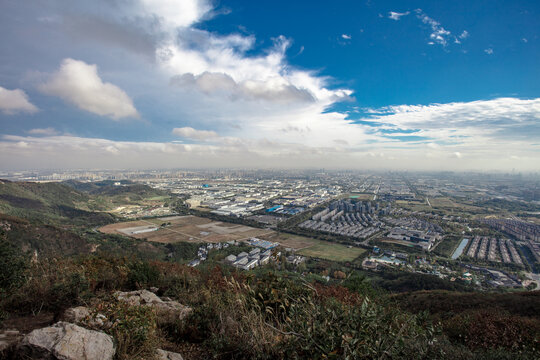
156,348,184,360
114,290,161,306
18,321,115,360
62,306,91,323
63,306,109,329
114,290,192,323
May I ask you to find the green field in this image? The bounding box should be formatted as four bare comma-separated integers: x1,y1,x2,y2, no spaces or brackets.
298,242,366,262
432,236,463,257
429,197,482,212
345,193,374,200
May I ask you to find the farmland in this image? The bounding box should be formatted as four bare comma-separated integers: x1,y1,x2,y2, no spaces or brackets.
99,215,368,261
298,242,366,262
99,215,272,244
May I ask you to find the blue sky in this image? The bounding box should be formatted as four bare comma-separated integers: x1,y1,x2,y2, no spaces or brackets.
0,0,539,171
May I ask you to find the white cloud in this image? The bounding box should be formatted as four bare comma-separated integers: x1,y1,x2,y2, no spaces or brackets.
172,127,218,140
171,71,315,103
148,3,351,107
459,30,469,39
362,97,540,143
139,0,212,29
0,86,38,114
341,34,352,40
415,9,459,47
38,58,139,120
388,11,410,21
522,38,528,43
484,48,494,55
27,127,58,136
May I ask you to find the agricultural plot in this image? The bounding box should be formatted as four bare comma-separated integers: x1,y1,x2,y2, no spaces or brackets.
100,215,367,262
298,242,366,262
429,197,481,213
258,232,320,250
432,236,463,257
99,215,272,244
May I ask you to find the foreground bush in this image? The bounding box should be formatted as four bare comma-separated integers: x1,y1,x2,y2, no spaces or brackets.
1,256,538,359
94,299,159,360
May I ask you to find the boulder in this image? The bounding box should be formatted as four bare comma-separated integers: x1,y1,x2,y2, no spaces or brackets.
18,321,115,360
114,290,161,306
156,348,184,360
62,306,108,328
62,306,90,323
114,290,192,323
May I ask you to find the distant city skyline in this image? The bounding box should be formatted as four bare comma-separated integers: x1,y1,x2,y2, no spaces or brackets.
0,0,539,171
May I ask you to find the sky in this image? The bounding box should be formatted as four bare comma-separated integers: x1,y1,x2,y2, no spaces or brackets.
0,0,539,172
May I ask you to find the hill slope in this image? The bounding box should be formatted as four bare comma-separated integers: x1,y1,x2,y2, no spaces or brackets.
0,180,114,226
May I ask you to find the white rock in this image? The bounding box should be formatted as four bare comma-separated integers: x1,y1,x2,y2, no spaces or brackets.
18,321,115,360
63,306,109,328
157,348,184,360
114,290,162,306
63,306,91,323
114,290,192,323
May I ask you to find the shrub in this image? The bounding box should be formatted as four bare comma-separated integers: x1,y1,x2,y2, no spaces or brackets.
95,299,159,360
127,261,160,289
0,239,28,296
1,259,90,317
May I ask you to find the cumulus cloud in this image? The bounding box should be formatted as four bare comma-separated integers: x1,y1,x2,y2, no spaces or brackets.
152,9,351,107
388,11,409,21
484,48,494,55
171,71,315,103
0,86,38,114
341,34,352,40
139,0,212,29
172,127,218,140
38,58,139,120
459,30,469,39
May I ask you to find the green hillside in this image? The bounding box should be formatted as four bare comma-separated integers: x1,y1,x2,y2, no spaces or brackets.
0,213,91,256
63,179,167,198
0,180,114,226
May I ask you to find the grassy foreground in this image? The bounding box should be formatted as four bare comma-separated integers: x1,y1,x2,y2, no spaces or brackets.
1,246,539,359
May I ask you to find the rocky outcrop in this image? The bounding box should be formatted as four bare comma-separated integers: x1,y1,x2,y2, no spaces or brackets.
17,321,115,360
114,290,192,323
156,348,184,360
